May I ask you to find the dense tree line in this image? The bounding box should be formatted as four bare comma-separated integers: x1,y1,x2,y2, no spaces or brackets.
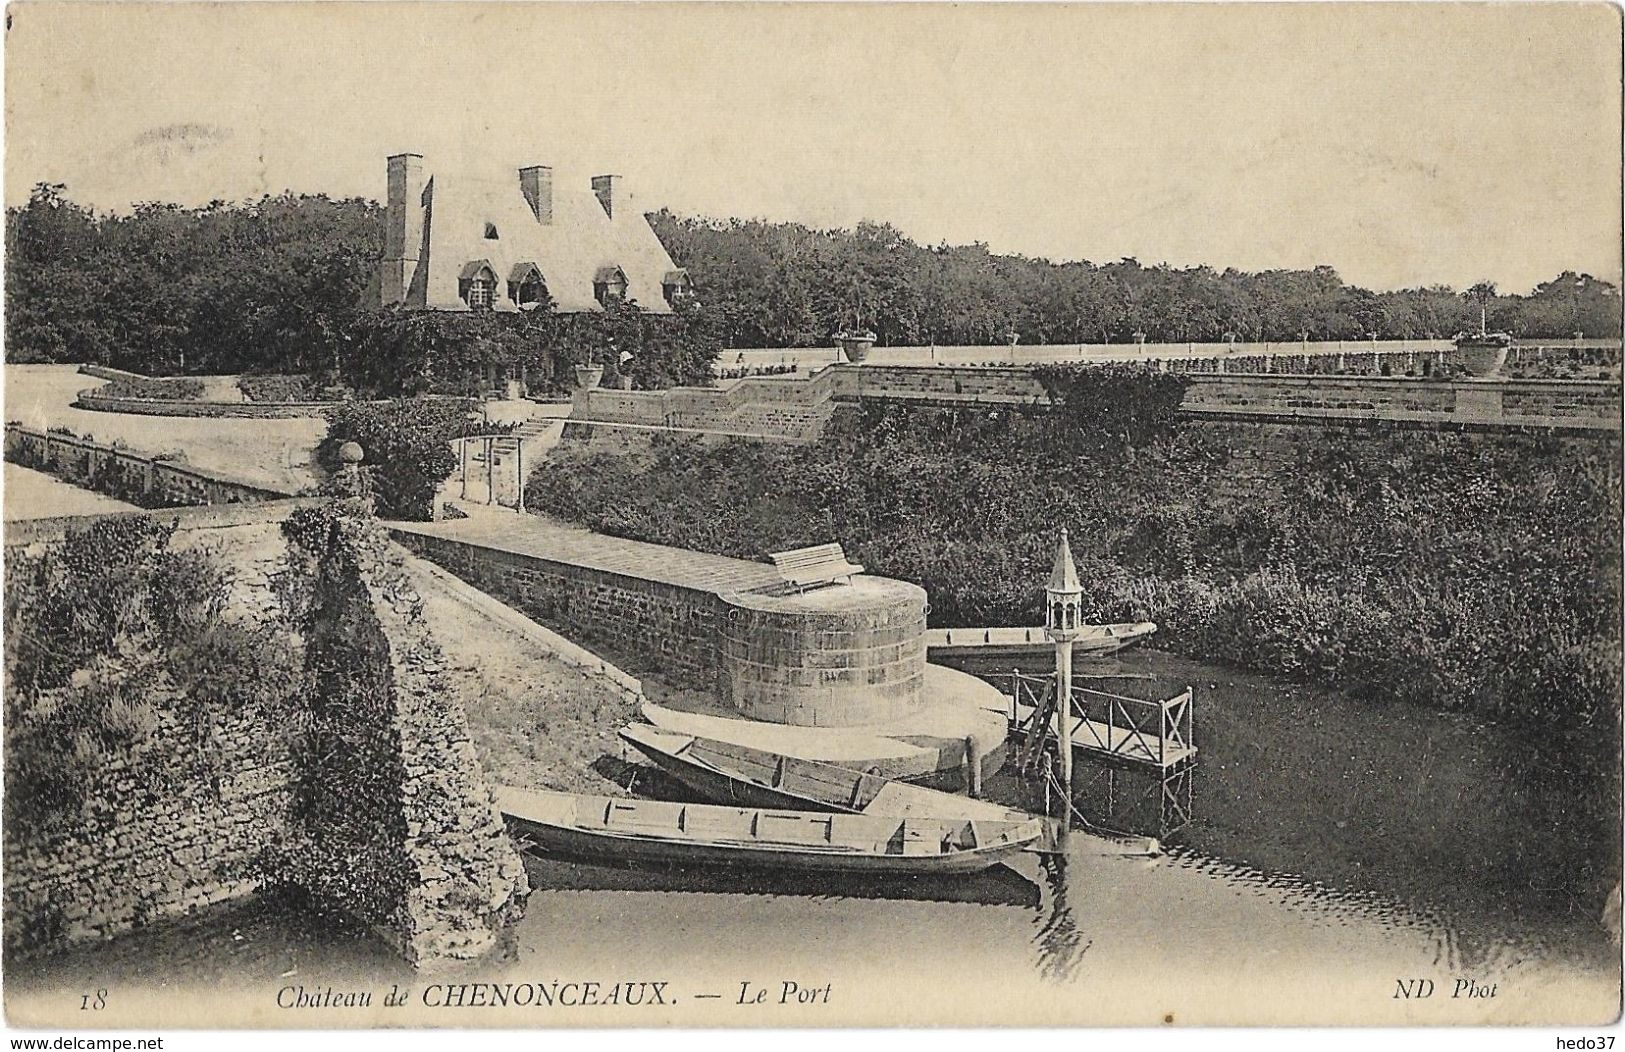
6,183,383,375
4,185,721,393
649,210,1623,348
7,184,1618,381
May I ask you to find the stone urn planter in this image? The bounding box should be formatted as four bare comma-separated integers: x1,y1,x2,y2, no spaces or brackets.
574,365,605,391
834,330,877,364
1454,333,1512,378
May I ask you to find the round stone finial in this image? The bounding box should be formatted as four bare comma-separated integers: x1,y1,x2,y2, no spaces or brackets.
338,441,364,465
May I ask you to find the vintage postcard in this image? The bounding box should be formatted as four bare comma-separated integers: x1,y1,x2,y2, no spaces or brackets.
2,0,1621,1037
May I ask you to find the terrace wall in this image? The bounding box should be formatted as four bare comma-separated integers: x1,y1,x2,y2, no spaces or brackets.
388,530,722,683
4,424,292,503
565,364,1622,443
2,509,526,965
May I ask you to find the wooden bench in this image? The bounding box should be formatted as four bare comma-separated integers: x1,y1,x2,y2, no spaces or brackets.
768,543,865,592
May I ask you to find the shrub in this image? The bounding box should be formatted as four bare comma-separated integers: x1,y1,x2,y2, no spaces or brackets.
318,399,511,520
98,375,206,401
1032,364,1192,452
238,374,325,403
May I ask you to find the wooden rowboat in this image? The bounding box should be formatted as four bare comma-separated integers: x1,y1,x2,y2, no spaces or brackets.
924,621,1158,661
618,722,1064,853
494,785,1041,875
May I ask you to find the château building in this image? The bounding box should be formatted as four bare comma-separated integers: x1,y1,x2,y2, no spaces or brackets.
374,153,691,315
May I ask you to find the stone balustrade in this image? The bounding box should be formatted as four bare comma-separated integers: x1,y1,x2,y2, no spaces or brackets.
566,361,1622,442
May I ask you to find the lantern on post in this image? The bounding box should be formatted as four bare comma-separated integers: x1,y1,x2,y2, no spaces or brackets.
1045,527,1083,805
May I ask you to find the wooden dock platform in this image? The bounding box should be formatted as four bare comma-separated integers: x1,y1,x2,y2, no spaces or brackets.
995,671,1198,835
1001,695,1198,771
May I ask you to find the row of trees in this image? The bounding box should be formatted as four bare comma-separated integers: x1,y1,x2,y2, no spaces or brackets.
6,183,382,376
7,183,1618,382
4,184,721,393
649,210,1623,348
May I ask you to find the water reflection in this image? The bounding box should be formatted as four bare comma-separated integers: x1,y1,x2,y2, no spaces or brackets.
1030,851,1090,983
962,647,1619,970
12,647,1614,1001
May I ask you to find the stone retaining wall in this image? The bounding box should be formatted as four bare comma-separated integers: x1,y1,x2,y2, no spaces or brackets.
4,692,296,954
1184,418,1621,505
2,521,302,956
4,424,291,503
830,364,1047,404
720,338,1622,368
566,363,1623,442
3,510,527,966
572,369,843,441
391,527,950,729
1181,375,1621,431
390,530,721,683
291,515,527,965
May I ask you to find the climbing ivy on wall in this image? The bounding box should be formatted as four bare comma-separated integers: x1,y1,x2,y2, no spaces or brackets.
267,504,413,929
3,517,305,841
1031,363,1192,455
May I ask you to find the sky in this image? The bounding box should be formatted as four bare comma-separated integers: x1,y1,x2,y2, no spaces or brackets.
4,2,1621,293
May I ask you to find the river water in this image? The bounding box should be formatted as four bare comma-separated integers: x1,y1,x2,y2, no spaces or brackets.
8,651,1620,1027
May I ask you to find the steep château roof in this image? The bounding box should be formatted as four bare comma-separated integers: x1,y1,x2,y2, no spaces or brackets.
375,154,679,315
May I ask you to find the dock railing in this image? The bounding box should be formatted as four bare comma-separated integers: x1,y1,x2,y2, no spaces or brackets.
1007,671,1195,769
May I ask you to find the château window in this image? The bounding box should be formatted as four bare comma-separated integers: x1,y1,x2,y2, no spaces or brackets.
508,262,547,309
484,222,499,240
662,268,693,307
594,265,629,306
458,260,499,311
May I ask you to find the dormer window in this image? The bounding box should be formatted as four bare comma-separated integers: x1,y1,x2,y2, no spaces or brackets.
458,260,498,311
483,222,499,240
508,262,547,309
593,265,628,306
662,268,694,307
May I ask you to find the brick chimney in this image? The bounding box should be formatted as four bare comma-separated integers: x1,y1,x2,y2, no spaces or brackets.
519,165,553,224
382,153,425,304
591,174,620,219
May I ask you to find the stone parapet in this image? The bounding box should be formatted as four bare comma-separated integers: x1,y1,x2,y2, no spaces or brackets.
718,577,930,727
565,364,1621,442
4,423,292,505
3,510,527,967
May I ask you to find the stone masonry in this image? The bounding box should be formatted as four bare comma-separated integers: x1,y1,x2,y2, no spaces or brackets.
390,529,728,683
565,362,1623,444
2,506,527,966
291,512,529,965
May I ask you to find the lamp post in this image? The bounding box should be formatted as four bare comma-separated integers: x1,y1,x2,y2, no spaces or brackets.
1045,527,1083,814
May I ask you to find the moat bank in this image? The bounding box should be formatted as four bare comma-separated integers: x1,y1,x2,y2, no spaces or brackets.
6,647,1617,1025
527,399,1622,797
